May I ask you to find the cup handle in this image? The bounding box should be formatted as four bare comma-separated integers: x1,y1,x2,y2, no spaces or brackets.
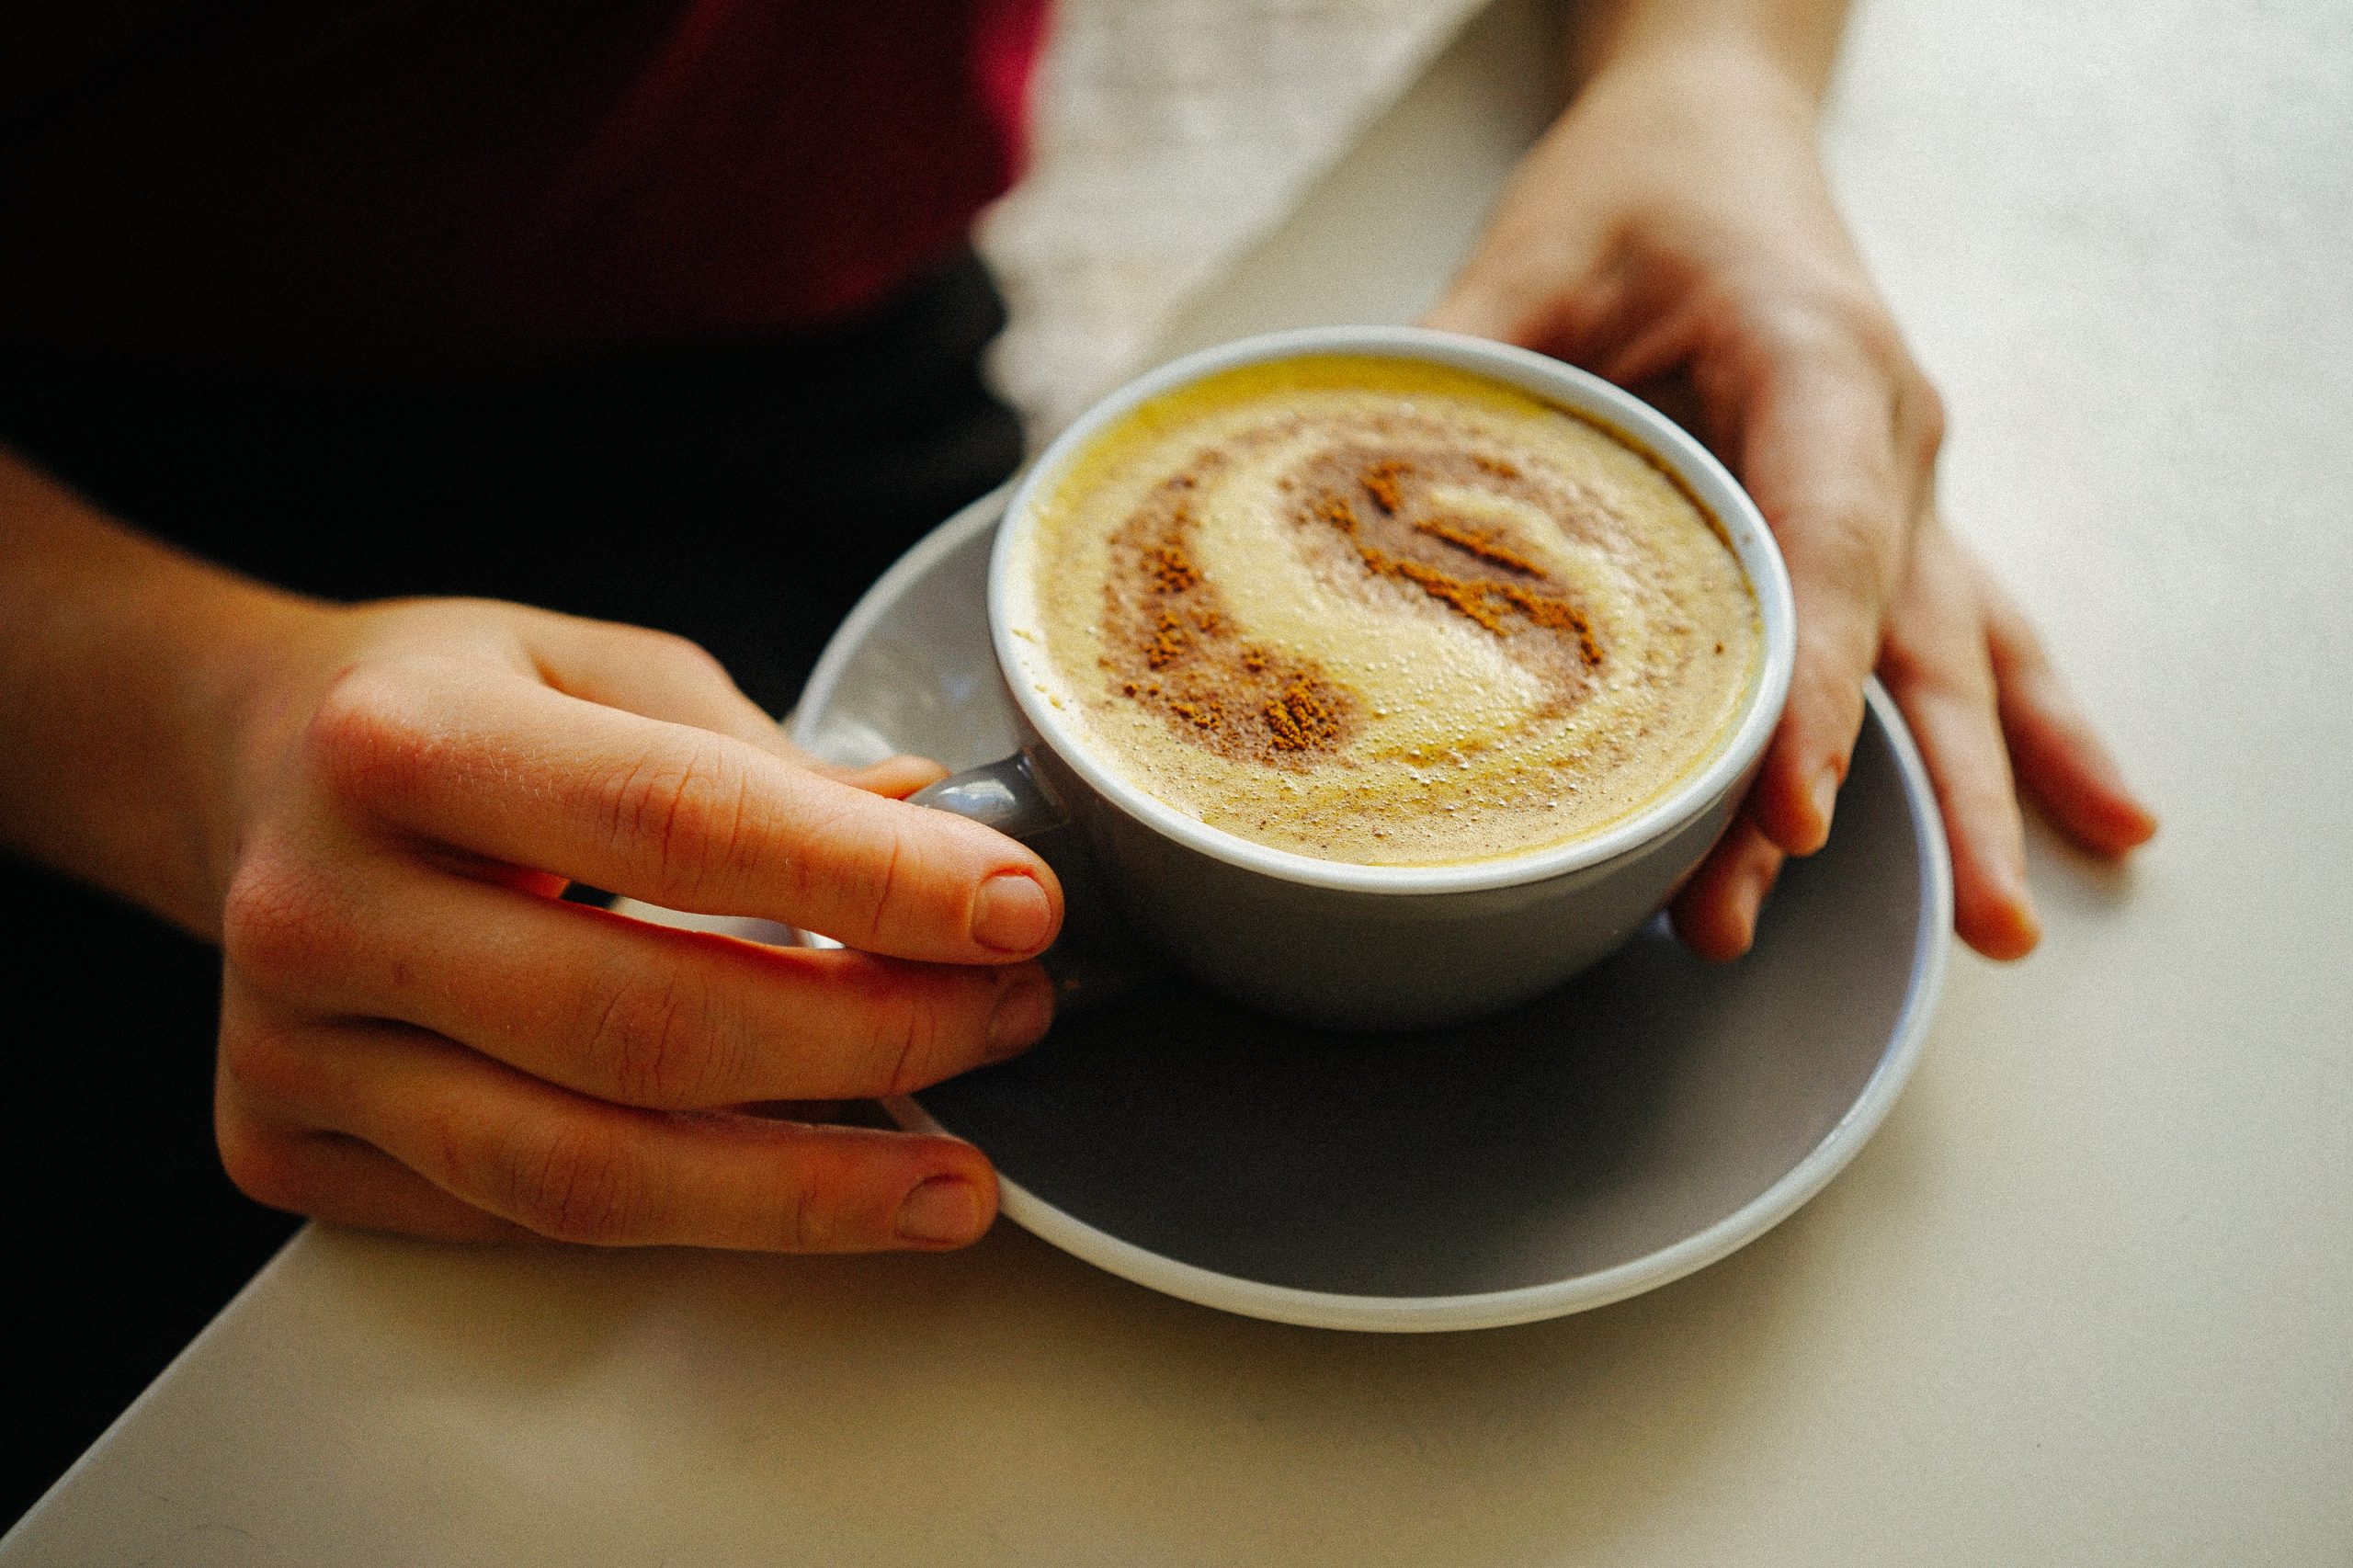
909,752,1157,1014
907,752,1064,842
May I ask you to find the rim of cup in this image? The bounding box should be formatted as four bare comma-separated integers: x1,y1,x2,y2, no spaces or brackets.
992,324,1797,896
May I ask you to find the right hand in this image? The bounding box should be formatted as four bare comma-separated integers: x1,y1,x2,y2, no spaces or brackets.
206,597,1062,1251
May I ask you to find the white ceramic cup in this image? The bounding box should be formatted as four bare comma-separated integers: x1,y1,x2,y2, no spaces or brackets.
912,325,1796,1029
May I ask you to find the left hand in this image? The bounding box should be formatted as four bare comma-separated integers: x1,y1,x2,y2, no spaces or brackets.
1427,50,2154,960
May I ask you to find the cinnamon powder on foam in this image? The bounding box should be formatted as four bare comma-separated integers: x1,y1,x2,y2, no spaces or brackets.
1010,357,1761,867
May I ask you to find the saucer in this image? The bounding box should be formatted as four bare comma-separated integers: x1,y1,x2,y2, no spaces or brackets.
790,490,1950,1333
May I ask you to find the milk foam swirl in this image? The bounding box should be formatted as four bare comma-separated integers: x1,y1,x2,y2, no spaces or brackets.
1012,358,1761,867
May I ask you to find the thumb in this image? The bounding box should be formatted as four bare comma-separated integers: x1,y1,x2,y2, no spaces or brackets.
828,755,952,800
1419,188,1615,352
1421,276,1530,342
517,609,948,796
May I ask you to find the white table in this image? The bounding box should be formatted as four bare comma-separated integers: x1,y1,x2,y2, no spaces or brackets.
9,1,2349,1560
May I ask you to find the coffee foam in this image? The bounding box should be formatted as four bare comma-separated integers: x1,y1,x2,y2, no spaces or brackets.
1007,356,1761,867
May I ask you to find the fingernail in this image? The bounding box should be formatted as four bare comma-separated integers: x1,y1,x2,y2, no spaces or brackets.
2005,869,2043,954
2012,901,2043,955
1810,764,1842,840
896,1176,986,1245
985,975,1053,1058
1734,864,1779,954
972,872,1053,953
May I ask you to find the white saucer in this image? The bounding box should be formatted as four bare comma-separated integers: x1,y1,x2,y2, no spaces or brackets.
788,490,1950,1333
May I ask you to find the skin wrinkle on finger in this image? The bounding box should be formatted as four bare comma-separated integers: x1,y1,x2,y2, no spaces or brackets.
790,1176,817,1253
778,786,915,948
862,819,911,953
314,1024,637,1243
447,897,1039,1106
466,1096,983,1251
219,1075,528,1242
593,733,756,910
491,1109,658,1245
231,832,1050,1110
579,959,731,1111
879,981,942,1102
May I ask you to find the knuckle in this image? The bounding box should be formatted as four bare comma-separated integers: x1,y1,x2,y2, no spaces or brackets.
810,812,951,950
217,1012,322,1108
1881,632,1988,714
578,966,729,1108
849,821,913,947
777,1142,864,1251
1748,289,1925,411
598,739,758,898
1745,286,1881,362
214,1112,310,1213
1847,302,1912,369
303,660,440,810
639,627,733,684
493,1118,649,1244
870,984,949,1096
220,850,345,992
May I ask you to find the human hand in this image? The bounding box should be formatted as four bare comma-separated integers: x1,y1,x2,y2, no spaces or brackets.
204,597,1061,1250
1426,49,2154,959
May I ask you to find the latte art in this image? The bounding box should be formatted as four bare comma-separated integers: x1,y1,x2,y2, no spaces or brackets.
1010,356,1761,866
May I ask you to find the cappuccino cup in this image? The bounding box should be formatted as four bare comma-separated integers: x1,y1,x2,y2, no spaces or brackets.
912,325,1795,1029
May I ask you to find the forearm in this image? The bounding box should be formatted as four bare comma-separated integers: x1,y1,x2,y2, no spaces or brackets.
1570,0,1849,105
0,448,319,937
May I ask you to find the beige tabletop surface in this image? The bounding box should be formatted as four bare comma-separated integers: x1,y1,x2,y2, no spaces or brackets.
8,0,2350,1562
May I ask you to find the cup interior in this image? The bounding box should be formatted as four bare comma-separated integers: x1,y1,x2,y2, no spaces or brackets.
991,325,1796,896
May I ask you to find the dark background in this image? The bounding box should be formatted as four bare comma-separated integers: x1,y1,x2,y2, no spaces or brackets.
0,251,1021,1526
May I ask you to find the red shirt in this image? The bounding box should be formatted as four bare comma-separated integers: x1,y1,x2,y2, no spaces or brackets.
0,0,1045,374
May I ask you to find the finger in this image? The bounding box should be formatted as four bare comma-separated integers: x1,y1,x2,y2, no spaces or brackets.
1668,812,1787,961
1421,245,1585,347
1714,327,1935,858
1879,526,2039,960
835,755,952,799
218,1090,529,1241
527,614,789,753
305,656,1061,961
227,850,1053,1108
1420,172,1618,351
519,614,951,797
250,1011,999,1250
1973,562,2159,858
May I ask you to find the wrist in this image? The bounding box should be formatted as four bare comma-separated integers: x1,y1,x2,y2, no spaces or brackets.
1576,37,1824,129
0,451,332,936
1571,2,1843,117
171,577,340,933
